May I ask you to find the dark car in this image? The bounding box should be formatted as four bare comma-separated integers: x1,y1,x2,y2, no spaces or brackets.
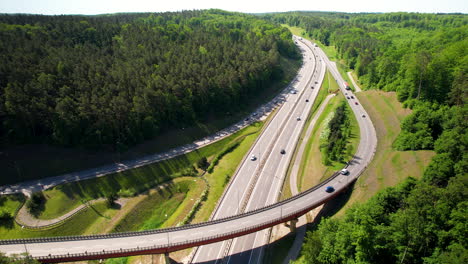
362,114,366,118
306,99,309,102
351,95,354,99
325,186,335,193
280,149,286,154
355,102,359,105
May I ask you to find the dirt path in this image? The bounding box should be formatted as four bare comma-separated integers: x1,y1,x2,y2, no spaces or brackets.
347,71,362,92
16,198,105,228
15,177,203,230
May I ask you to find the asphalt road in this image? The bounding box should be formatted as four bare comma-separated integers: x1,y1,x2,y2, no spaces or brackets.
192,37,325,264
0,38,377,264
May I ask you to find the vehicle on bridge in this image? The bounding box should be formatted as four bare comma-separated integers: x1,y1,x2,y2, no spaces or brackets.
344,82,351,90
325,186,335,193
340,169,349,175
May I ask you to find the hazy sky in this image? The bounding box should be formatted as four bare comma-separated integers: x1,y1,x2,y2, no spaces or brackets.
1,0,467,15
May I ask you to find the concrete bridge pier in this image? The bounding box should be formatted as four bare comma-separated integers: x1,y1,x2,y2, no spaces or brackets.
289,218,298,232
163,252,171,264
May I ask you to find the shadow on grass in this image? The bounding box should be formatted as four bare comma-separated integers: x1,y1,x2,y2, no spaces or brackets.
310,180,356,231
56,154,195,201
0,218,15,229
87,203,110,219
263,232,296,264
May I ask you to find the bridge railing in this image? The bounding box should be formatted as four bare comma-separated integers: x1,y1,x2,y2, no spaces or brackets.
33,190,334,261
0,169,341,246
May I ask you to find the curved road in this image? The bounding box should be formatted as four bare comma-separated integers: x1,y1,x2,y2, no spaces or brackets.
0,38,377,264
192,36,324,264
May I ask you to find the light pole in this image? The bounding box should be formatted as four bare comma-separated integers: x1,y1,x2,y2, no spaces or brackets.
236,190,240,214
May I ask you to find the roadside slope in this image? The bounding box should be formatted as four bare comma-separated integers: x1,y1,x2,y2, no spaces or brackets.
335,90,435,216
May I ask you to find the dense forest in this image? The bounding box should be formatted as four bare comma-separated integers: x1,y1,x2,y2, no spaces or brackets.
322,102,351,165
264,12,467,263
0,10,299,149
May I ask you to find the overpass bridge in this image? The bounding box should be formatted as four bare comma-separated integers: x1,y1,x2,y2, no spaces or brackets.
0,168,362,263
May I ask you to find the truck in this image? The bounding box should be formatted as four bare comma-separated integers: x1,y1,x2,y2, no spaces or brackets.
343,82,351,90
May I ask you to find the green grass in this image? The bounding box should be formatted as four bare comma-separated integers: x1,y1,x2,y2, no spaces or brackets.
323,70,340,94
31,122,263,219
295,82,360,191
37,189,82,220
0,201,114,239
297,94,343,191
0,123,261,239
192,122,263,222
0,56,300,186
0,194,24,214
112,181,192,232
323,101,360,172
0,180,204,239
334,90,435,216
282,25,307,37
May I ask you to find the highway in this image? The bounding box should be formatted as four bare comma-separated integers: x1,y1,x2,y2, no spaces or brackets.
192,36,324,264
0,37,377,264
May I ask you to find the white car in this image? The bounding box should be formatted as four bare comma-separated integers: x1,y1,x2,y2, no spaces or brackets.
340,169,349,175
250,155,257,161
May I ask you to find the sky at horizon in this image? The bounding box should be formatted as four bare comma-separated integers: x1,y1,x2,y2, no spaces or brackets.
0,0,467,15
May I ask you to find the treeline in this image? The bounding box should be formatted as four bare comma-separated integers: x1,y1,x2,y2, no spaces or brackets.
0,10,299,149
299,174,467,264
264,12,467,263
322,102,351,164
265,12,467,104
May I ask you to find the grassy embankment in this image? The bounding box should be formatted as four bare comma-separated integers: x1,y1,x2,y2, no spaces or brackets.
0,56,300,185
334,90,435,216
33,121,261,218
0,122,263,239
288,70,359,193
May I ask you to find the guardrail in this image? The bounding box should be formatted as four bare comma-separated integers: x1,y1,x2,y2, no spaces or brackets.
20,173,344,263
0,167,340,247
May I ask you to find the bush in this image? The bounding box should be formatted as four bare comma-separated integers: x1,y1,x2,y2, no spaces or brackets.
197,157,209,171
106,193,118,207
26,192,45,216
0,209,12,220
